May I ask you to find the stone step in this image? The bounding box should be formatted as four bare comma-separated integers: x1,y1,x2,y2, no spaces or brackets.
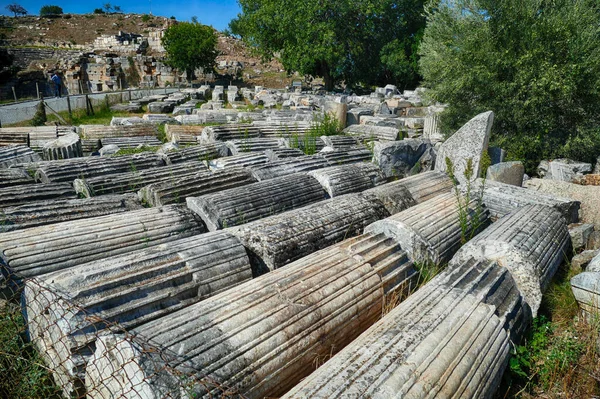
248,155,329,180
0,168,35,189
0,205,205,279
0,194,142,232
74,162,207,197
0,146,41,168
187,173,327,231
308,163,385,197
85,233,416,399
24,231,252,399
0,183,76,208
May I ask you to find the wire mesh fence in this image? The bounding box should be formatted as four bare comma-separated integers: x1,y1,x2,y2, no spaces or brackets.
0,270,245,399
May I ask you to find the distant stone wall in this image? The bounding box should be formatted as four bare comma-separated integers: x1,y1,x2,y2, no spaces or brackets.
6,47,82,69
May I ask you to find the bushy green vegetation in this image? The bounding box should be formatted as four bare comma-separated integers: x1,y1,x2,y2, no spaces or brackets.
419,0,600,174
39,5,63,16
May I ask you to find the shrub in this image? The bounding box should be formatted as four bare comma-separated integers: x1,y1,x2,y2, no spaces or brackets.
39,5,63,15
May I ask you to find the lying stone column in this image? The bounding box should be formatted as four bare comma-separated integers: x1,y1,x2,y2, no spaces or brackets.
138,167,257,207
264,147,305,161
0,183,76,208
366,192,490,264
200,124,261,143
208,152,269,169
451,204,570,316
0,146,41,168
363,170,454,214
308,163,385,197
225,137,287,155
571,272,600,315
0,205,205,279
24,231,252,398
85,232,417,399
187,173,326,231
248,156,328,180
0,128,30,146
101,136,162,149
34,153,166,183
42,133,83,161
162,142,229,164
281,257,530,399
228,193,390,271
74,162,207,197
480,179,580,223
0,168,34,189
317,147,373,165
321,135,359,149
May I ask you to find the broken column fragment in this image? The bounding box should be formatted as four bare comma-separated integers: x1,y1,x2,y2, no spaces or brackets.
200,124,261,143
0,194,142,232
0,183,76,208
321,135,360,149
0,205,205,279
225,137,286,155
187,173,326,231
227,193,389,271
0,168,34,188
208,152,269,169
307,162,385,197
248,155,329,180
74,162,206,197
451,204,570,316
0,127,30,146
0,146,41,167
281,257,530,399
264,147,305,161
317,147,373,165
42,133,83,161
343,124,399,141
80,124,159,139
23,231,252,398
162,142,229,164
365,192,490,264
100,136,163,149
85,232,416,399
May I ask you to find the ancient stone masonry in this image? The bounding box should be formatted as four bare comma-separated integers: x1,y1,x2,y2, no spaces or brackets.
42,133,83,161
264,147,305,161
23,231,252,398
247,156,329,180
479,179,580,223
208,152,269,169
225,137,287,155
317,147,373,166
321,135,360,149
0,127,31,146
0,168,34,188
343,124,400,142
187,173,327,231
451,204,570,316
164,125,203,145
138,167,257,207
0,183,76,208
80,124,159,139
281,258,529,399
34,152,166,183
0,146,41,167
0,194,142,233
308,163,386,197
100,136,162,149
0,205,205,279
162,142,229,165
85,233,416,399
74,162,206,197
200,124,262,143
362,170,454,215
366,192,490,265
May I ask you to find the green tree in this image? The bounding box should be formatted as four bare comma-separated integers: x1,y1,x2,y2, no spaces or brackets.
39,5,63,15
161,22,218,82
6,3,27,17
419,0,600,173
230,0,425,91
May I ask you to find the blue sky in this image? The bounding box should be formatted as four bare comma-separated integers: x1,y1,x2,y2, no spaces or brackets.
1,0,241,30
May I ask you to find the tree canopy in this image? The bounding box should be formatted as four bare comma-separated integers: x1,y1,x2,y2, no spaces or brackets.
6,3,27,17
230,0,425,91
39,5,63,15
419,0,600,172
162,22,219,82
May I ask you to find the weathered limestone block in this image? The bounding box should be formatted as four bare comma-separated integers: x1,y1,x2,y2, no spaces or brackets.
86,232,417,399
24,231,252,398
571,249,600,270
110,103,142,113
481,179,580,223
366,192,489,264
0,183,76,208
423,112,443,142
34,153,166,183
373,139,432,178
542,158,592,182
363,170,454,215
0,146,41,168
252,121,313,138
0,168,34,188
435,111,494,185
308,163,385,197
0,194,142,232
74,162,206,197
225,137,287,155
81,139,101,155
569,223,594,251
264,147,305,161
0,127,30,146
317,147,373,165
343,124,400,141
139,167,257,207
346,107,374,126
228,193,389,271
187,173,326,230
80,124,159,139
100,136,162,149
571,272,600,315
281,257,530,399
200,124,261,143
208,152,269,169
248,156,328,180
147,101,175,113
42,133,83,161
451,204,570,315
164,124,203,143
162,142,229,164
486,161,524,186
0,205,205,279
321,135,359,149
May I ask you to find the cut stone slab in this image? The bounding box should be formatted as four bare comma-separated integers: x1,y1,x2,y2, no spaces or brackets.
366,192,490,264
138,167,257,207
317,147,373,166
147,101,175,113
569,223,595,251
85,233,416,399
308,163,385,197
0,146,41,168
24,231,252,398
373,139,432,179
480,179,580,224
0,168,34,189
187,173,326,231
74,162,206,197
346,107,374,126
0,205,205,279
0,194,142,233
362,170,453,215
343,124,400,141
486,161,524,186
435,111,494,185
208,152,269,170
451,204,570,316
110,103,142,113
247,156,328,180
571,272,600,315
544,159,592,182
571,249,600,270
280,257,529,399
42,133,83,161
0,183,76,208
